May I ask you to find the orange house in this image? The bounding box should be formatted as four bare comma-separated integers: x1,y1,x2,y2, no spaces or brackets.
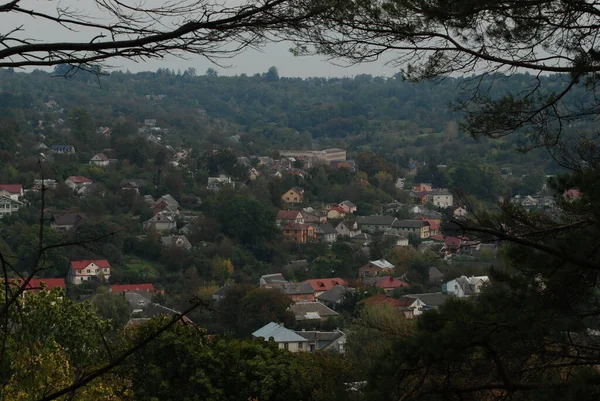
281,187,305,204
413,183,433,192
281,223,316,243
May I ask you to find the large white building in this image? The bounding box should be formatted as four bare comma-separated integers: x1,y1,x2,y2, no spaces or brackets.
279,148,347,163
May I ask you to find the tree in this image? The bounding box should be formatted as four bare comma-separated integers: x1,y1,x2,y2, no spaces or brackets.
265,66,280,82
297,0,600,164
0,1,327,71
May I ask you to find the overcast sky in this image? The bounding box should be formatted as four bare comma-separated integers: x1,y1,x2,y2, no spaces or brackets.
5,0,398,78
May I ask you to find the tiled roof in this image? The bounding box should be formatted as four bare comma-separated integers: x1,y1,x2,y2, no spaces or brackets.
369,259,395,269
67,176,93,184
375,276,409,289
93,153,109,161
70,259,111,270
276,210,303,220
252,322,308,343
289,302,339,320
317,285,354,303
303,278,347,292
392,219,429,229
110,283,155,293
11,278,66,291
360,293,403,307
0,184,23,194
405,292,450,307
356,215,396,226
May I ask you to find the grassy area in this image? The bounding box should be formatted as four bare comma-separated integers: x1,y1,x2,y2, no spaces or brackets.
123,255,163,281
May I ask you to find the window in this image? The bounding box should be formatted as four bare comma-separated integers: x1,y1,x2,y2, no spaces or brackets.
283,343,289,350
298,343,303,351
286,197,290,201
86,269,91,273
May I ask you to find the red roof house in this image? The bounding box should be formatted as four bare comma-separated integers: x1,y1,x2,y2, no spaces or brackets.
375,276,409,294
68,260,111,285
10,278,66,293
303,278,347,295
0,184,23,196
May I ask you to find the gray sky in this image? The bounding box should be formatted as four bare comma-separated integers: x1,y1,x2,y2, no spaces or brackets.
5,0,397,78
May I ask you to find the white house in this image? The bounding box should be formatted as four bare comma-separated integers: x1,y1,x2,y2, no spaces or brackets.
442,276,489,297
207,175,234,192
0,184,23,201
252,322,309,352
430,191,454,208
68,259,111,285
0,196,23,218
143,210,177,232
89,153,110,167
65,176,93,192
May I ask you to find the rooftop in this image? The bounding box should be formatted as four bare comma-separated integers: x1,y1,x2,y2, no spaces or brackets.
252,322,309,343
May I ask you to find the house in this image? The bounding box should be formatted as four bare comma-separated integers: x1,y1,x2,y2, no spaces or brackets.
391,219,430,239
303,278,347,297
281,223,316,243
382,231,409,246
412,191,430,204
356,215,397,233
416,217,441,235
11,278,66,293
252,322,309,352
429,190,454,208
335,220,361,237
110,283,155,293
405,292,450,310
289,302,340,321
350,232,372,246
276,210,304,226
360,293,405,308
249,167,260,180
89,153,110,167
428,266,445,284
413,183,432,192
128,302,193,327
326,207,346,220
207,175,234,192
50,144,75,154
143,210,177,232
316,223,338,243
65,176,93,193
32,179,57,191
0,196,23,218
339,200,357,214
442,276,489,297
160,235,192,250
212,285,230,301
565,188,582,199
375,276,409,295
359,259,395,277
267,282,315,302
0,184,23,200
33,142,49,151
301,207,328,224
259,273,288,286
50,212,87,231
295,329,347,353
153,194,179,211
281,187,305,204
453,206,468,218
68,260,111,285
317,286,355,310
120,179,150,193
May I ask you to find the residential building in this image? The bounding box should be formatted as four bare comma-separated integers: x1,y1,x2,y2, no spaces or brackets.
50,212,87,231
272,282,316,302
281,187,305,204
295,329,347,353
326,207,346,220
0,196,23,218
317,286,355,310
405,292,450,310
120,179,150,193
143,210,177,232
65,176,93,192
11,278,66,293
89,153,110,167
252,322,309,352
453,206,468,218
350,232,372,246
391,219,430,239
316,223,338,243
160,235,192,250
207,175,234,192
356,215,397,233
276,210,304,226
413,183,432,192
259,273,287,286
68,260,111,285
335,220,361,237
382,231,409,246
279,148,346,163
0,184,23,200
375,276,409,295
442,276,489,297
429,191,454,208
153,194,179,211
32,179,57,191
323,148,347,162
359,259,395,277
339,200,357,214
416,217,441,235
303,278,348,298
289,302,340,321
50,144,75,154
428,266,445,284
301,207,327,224
281,223,316,243
128,302,193,327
